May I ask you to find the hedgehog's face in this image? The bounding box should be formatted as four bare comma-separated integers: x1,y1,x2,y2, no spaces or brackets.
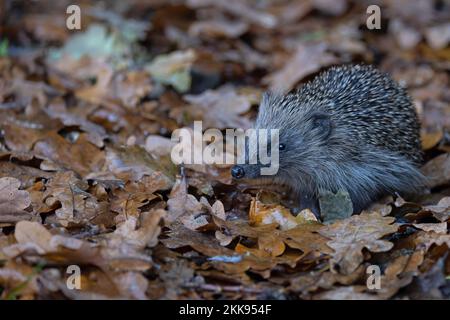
231,92,333,190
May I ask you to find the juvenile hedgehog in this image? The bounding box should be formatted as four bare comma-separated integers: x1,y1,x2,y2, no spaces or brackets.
231,65,425,216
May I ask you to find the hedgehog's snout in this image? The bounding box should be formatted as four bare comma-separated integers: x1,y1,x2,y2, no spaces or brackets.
231,165,245,179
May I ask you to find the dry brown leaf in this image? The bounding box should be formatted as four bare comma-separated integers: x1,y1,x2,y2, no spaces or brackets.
249,197,317,230
33,133,105,178
166,173,206,229
421,153,450,189
110,209,166,250
104,145,175,184
413,222,447,234
0,177,34,224
184,86,253,129
374,250,425,299
257,233,286,257
0,161,53,189
423,197,450,222
263,43,337,94
413,231,450,251
43,171,107,227
281,224,332,257
14,220,53,254
111,173,168,222
421,130,443,150
319,212,398,275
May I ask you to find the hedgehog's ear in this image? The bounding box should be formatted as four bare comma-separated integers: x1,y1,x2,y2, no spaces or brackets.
311,112,332,138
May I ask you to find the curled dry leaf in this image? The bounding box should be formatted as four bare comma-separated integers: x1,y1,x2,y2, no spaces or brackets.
166,173,206,229
319,212,398,275
280,224,333,258
110,209,166,250
249,197,317,230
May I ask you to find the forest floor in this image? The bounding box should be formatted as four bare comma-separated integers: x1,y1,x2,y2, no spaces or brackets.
0,0,450,299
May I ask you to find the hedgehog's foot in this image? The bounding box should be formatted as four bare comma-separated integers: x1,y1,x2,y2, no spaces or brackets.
293,193,321,220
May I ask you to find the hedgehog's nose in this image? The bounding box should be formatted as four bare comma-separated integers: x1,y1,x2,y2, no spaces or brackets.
231,165,245,179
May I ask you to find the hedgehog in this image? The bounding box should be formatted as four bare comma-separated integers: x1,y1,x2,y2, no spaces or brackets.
231,64,425,217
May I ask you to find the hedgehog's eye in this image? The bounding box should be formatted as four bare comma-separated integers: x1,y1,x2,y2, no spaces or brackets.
279,143,286,151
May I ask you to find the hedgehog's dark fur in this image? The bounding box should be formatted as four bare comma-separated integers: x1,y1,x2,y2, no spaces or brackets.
234,64,425,216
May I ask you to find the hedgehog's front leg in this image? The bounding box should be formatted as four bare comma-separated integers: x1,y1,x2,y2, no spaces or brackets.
294,193,321,219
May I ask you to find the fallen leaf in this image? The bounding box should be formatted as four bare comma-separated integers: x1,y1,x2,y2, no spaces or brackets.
166,173,205,228
104,145,175,184
0,177,34,224
110,173,168,221
43,171,106,227
249,197,317,230
147,49,196,93
319,212,398,274
184,86,253,129
33,133,105,178
423,197,450,222
263,43,337,94
110,209,166,250
14,221,53,254
413,222,447,234
421,153,450,189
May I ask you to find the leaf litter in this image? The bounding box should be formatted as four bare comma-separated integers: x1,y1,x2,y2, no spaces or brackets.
0,0,449,300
